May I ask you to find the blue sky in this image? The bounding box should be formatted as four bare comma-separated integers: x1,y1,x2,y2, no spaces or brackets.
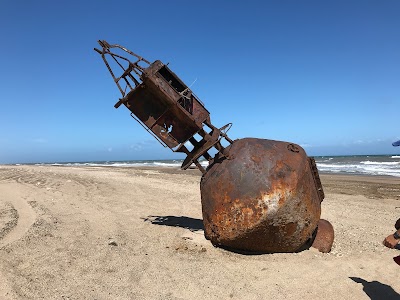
0,1,399,164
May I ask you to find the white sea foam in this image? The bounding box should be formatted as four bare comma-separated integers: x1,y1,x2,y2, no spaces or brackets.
19,155,400,177
316,161,400,177
360,161,400,165
43,159,209,169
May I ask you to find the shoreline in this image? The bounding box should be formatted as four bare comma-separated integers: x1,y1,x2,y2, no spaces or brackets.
3,163,400,178
2,164,400,197
2,153,400,179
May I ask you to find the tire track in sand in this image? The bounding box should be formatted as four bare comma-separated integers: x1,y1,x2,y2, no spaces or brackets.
0,182,36,248
0,182,36,298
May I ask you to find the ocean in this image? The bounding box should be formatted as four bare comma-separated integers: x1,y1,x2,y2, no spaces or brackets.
25,154,400,178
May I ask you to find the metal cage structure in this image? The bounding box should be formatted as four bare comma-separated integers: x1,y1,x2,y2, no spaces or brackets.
95,40,233,173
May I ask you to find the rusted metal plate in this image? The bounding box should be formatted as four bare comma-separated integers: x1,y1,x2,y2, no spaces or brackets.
311,219,334,253
201,138,322,253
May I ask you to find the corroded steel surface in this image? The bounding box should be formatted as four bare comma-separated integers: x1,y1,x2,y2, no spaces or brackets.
201,138,322,253
311,219,335,253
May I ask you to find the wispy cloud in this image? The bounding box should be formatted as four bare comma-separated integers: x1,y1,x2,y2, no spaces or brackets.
353,140,365,145
31,138,47,143
352,138,389,145
130,144,143,151
129,140,157,151
300,143,313,148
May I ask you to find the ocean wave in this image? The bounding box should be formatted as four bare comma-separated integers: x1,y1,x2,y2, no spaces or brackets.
43,160,209,169
316,162,400,177
20,155,400,177
360,161,400,165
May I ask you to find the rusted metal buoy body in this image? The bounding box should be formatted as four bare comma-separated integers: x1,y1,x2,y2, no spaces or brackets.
201,138,325,253
95,40,334,253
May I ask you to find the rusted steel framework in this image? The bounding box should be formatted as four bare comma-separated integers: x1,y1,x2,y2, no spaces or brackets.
94,40,233,173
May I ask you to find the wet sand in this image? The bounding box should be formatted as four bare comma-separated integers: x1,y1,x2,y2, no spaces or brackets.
0,165,400,299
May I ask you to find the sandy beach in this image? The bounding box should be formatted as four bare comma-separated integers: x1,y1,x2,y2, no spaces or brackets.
1,165,400,299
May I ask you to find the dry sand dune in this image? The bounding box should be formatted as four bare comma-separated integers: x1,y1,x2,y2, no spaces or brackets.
0,165,400,299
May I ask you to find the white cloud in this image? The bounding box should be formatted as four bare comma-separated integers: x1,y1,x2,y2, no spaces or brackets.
352,138,390,145
130,144,143,151
129,139,157,151
353,140,365,145
31,138,47,143
300,143,313,148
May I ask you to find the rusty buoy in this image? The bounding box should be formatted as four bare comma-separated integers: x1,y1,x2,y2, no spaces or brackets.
201,138,329,253
95,41,334,253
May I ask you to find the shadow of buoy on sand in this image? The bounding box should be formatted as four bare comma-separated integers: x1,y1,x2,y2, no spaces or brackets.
143,215,204,232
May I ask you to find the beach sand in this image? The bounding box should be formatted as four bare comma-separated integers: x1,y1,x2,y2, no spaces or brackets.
0,165,400,299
